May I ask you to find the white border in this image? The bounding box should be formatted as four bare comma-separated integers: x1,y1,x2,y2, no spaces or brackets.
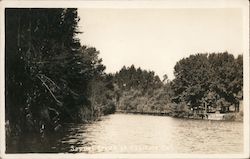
0,0,249,8
0,0,249,159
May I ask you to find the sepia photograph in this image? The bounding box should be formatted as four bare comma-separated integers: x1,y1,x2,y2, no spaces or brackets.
0,0,249,158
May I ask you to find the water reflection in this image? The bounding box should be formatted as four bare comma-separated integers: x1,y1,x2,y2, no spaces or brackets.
56,114,243,153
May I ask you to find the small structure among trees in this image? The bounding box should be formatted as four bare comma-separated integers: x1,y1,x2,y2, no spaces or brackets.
171,52,243,117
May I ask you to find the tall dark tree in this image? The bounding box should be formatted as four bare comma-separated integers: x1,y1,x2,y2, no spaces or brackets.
5,8,109,149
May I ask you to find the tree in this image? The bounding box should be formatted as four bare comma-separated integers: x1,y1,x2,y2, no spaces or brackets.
171,52,243,115
5,8,110,145
113,65,172,113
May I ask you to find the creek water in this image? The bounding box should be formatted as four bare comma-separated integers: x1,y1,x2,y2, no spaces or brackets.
7,113,243,153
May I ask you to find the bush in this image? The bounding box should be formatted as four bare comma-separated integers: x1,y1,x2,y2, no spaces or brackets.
223,114,236,121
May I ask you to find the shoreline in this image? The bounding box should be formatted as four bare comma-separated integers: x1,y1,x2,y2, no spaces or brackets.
114,111,243,122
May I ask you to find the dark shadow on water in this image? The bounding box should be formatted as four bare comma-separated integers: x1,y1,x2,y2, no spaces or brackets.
6,123,89,153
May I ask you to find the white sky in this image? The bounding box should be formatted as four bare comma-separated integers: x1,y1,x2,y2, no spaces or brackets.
77,8,243,80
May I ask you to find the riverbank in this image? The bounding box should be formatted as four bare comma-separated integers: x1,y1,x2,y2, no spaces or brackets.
115,110,243,122
187,113,243,122
116,110,171,116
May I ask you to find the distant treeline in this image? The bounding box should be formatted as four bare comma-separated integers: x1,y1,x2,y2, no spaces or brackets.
113,65,173,114
113,52,243,117
5,8,243,150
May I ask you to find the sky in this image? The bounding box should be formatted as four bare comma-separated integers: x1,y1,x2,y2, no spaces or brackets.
77,8,243,80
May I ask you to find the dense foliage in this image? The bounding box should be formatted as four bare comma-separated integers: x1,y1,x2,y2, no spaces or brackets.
171,52,243,116
5,8,114,145
112,53,243,117
113,65,173,114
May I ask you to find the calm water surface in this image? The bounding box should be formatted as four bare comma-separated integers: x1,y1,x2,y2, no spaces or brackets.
55,113,243,154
